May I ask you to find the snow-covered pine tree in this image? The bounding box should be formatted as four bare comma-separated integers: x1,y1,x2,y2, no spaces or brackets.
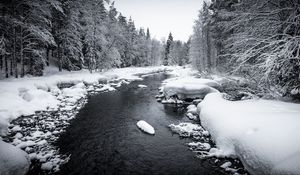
164,32,173,66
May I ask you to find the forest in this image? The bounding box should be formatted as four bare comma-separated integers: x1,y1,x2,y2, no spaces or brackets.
190,0,300,97
0,0,188,78
1,0,299,97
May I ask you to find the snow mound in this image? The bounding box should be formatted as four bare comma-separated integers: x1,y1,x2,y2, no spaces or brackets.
198,92,300,175
163,77,220,99
0,140,30,175
136,120,155,135
138,84,147,88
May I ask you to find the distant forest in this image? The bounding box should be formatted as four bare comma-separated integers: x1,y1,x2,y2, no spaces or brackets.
0,0,189,78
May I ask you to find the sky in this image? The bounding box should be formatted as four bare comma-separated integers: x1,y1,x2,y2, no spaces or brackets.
114,0,202,42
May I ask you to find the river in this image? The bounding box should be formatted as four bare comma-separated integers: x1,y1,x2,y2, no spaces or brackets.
55,74,225,175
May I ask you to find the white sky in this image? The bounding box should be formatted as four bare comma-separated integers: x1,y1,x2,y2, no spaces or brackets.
114,0,203,42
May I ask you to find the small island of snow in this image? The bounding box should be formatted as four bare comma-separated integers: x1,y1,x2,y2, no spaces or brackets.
138,84,148,88
136,120,155,135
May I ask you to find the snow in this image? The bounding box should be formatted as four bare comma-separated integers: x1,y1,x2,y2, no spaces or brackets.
291,88,300,95
0,140,30,175
169,123,208,138
187,104,198,115
162,77,220,99
136,120,155,135
188,142,211,151
220,161,232,169
186,113,197,121
0,66,170,134
138,84,147,88
198,92,300,175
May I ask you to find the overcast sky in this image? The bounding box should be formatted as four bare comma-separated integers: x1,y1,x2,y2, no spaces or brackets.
114,0,202,42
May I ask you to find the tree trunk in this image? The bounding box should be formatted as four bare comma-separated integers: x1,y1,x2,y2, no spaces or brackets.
206,24,212,71
46,48,50,66
20,6,24,78
29,53,33,75
10,57,13,76
58,44,62,72
13,4,18,78
5,54,8,78
14,27,18,78
0,54,2,70
20,27,24,77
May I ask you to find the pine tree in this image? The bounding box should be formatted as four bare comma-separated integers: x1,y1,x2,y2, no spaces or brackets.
164,32,173,66
146,28,150,40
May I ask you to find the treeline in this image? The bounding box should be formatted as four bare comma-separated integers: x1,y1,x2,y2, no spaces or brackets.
190,0,300,95
0,0,163,78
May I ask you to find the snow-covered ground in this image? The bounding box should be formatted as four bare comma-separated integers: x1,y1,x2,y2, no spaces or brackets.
199,93,300,175
0,65,179,174
160,66,300,175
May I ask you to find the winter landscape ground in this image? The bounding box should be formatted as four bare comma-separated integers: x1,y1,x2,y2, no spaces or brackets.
1,0,300,175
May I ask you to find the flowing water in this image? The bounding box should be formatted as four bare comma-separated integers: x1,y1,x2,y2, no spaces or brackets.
56,74,225,175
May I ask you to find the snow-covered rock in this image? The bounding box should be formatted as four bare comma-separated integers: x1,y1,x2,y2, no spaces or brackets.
163,77,220,100
198,92,300,175
188,142,211,151
136,120,155,135
161,98,184,104
187,104,198,115
186,113,197,121
0,140,30,175
169,123,207,138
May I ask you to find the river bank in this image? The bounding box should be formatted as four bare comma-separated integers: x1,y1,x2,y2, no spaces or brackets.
159,69,300,175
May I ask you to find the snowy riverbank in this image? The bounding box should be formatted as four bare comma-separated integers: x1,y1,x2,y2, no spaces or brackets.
160,68,300,175
0,66,173,134
0,66,181,174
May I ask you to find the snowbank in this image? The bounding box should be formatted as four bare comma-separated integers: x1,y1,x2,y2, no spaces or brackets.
198,93,300,175
162,77,220,99
0,140,30,175
136,120,155,135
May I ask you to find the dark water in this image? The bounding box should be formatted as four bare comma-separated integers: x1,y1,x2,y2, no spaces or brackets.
56,74,225,175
